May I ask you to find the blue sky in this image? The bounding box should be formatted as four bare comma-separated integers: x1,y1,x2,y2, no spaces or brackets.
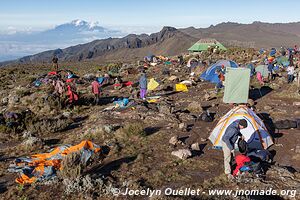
1,0,300,33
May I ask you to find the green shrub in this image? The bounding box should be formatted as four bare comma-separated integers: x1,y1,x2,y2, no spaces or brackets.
121,122,146,137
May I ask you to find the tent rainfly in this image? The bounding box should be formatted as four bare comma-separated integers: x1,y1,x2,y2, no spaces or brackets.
223,67,251,104
188,38,227,52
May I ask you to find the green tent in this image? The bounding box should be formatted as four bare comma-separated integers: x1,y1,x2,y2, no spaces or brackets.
255,65,269,78
223,68,250,104
188,38,227,52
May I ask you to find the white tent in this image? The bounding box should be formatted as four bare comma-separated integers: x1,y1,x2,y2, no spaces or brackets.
209,105,273,150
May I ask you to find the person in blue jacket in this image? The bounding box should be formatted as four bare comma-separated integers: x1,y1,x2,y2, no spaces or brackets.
222,119,248,178
139,72,147,100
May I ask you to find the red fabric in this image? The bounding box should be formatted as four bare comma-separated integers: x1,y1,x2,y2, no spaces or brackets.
233,155,251,176
91,81,100,94
113,83,121,87
67,85,78,103
48,71,57,76
66,78,74,83
256,72,264,84
123,81,133,86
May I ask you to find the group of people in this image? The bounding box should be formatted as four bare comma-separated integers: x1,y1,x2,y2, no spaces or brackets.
50,56,150,107
221,116,271,179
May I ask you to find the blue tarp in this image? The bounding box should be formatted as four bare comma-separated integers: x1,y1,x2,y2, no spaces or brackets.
200,60,238,84
113,98,129,108
97,77,105,84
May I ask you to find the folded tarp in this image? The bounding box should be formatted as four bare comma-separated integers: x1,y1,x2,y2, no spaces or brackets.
175,83,188,92
8,141,104,185
147,78,159,90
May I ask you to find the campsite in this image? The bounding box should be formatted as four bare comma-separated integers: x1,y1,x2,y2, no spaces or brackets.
0,45,299,199
1,1,300,200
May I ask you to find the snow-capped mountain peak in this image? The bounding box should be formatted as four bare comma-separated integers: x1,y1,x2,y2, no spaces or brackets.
71,19,86,26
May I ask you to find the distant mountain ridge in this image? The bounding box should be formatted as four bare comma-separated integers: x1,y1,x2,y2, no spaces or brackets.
0,20,124,62
3,21,300,65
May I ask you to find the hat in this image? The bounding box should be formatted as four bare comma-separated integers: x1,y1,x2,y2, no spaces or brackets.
239,119,248,128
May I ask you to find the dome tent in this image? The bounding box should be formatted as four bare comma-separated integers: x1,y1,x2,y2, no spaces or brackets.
200,60,238,84
209,105,274,150
188,38,227,52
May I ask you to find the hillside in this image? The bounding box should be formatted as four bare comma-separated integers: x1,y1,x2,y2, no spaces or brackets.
3,21,300,65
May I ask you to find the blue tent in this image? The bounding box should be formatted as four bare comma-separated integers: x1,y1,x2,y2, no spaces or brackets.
270,48,276,56
145,54,155,62
200,60,238,84
259,48,265,54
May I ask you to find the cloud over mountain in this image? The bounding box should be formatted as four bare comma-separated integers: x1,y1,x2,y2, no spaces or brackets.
0,20,125,61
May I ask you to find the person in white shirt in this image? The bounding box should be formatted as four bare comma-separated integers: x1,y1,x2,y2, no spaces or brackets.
287,65,295,83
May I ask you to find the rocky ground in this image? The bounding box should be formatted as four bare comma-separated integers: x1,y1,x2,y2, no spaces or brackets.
0,48,300,200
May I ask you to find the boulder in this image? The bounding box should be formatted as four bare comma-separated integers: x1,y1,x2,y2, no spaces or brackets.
158,103,172,115
22,136,43,148
103,125,113,134
187,101,203,113
191,142,200,151
247,99,255,107
168,76,178,81
295,145,300,154
293,102,300,106
264,105,272,110
83,74,96,81
169,136,179,146
171,149,192,160
178,123,186,130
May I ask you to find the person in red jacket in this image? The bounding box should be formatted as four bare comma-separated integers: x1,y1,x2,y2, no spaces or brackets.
66,79,78,105
91,78,101,105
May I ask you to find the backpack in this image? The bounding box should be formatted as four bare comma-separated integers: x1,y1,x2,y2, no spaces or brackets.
238,138,248,154
199,110,213,122
241,161,264,175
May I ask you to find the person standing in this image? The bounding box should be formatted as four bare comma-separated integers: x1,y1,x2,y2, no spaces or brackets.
268,61,275,80
66,79,78,106
222,119,248,178
287,65,295,84
52,56,59,72
91,78,101,105
139,72,147,100
215,69,225,92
